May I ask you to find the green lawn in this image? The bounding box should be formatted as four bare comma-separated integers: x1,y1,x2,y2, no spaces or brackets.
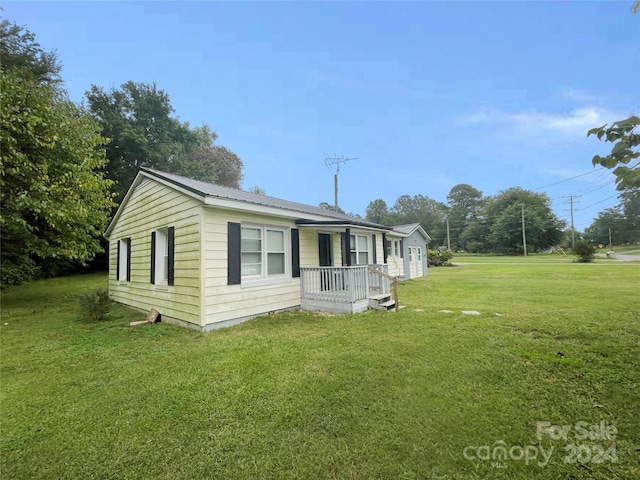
1,258,639,479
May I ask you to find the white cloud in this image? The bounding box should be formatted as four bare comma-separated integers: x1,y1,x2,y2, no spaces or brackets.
460,106,622,138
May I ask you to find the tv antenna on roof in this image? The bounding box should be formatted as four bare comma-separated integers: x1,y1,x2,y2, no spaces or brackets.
324,155,357,212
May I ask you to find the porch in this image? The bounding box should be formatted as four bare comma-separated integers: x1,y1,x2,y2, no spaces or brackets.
300,265,397,314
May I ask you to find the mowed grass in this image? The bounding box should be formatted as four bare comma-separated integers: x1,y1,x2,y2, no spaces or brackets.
1,258,639,479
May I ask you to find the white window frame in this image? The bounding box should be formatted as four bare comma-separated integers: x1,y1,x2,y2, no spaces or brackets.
155,228,169,285
241,224,290,286
387,239,401,258
118,238,130,282
350,234,370,265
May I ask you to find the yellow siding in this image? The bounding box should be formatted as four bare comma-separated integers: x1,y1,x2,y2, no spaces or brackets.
108,180,202,326
202,208,302,326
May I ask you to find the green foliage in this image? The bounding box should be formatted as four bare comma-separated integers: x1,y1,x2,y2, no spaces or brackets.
179,145,243,189
365,198,391,225
584,187,640,246
0,66,114,285
588,115,640,189
77,287,112,321
86,81,244,200
427,248,453,266
462,187,566,255
446,184,484,250
572,240,596,263
0,19,61,85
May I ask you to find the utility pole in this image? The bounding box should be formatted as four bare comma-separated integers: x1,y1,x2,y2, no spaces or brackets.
521,204,528,257
324,155,356,212
446,218,451,251
609,227,612,250
563,194,582,249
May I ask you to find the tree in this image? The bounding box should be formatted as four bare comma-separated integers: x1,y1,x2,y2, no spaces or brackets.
86,81,203,199
319,202,345,214
248,186,266,195
588,116,640,189
179,145,243,189
462,188,565,254
619,187,640,244
583,207,625,246
365,199,391,225
1,44,114,284
390,194,447,244
446,184,484,250
0,19,61,85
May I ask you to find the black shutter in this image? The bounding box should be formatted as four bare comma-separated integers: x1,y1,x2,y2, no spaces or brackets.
400,239,404,258
372,234,377,265
228,222,241,285
291,228,300,278
116,240,121,281
167,227,175,286
150,231,156,284
126,238,132,282
382,233,388,264
341,228,351,266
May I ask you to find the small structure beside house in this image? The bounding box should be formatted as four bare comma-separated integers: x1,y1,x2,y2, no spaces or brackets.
387,223,432,279
105,168,430,332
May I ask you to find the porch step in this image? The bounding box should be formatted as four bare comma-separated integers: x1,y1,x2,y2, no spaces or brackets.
378,300,396,310
369,294,396,311
369,293,391,301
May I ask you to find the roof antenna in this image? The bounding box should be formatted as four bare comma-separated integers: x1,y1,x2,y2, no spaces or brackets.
324,155,357,212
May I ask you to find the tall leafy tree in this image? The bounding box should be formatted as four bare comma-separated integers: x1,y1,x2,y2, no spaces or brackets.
0,20,114,285
365,199,391,225
584,207,626,246
86,82,244,199
86,81,203,199
390,194,447,243
0,19,60,84
179,145,243,189
446,184,484,250
483,188,566,254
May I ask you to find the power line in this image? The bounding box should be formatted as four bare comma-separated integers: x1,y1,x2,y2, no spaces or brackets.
575,193,620,212
532,167,607,192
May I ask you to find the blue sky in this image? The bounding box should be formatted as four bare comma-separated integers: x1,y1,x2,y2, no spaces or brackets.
4,1,639,232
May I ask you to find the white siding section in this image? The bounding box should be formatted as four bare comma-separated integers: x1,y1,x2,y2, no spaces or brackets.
386,235,405,277
108,180,202,326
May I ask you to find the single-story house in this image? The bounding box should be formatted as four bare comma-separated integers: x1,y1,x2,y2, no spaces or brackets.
105,168,430,331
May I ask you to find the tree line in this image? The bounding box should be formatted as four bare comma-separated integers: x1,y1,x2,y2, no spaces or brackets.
360,184,638,254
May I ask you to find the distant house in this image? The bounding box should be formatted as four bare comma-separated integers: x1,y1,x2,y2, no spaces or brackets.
105,168,430,332
386,223,432,279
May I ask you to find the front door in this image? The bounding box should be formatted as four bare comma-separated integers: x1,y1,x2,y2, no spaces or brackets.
318,233,332,266
318,233,333,290
409,246,423,278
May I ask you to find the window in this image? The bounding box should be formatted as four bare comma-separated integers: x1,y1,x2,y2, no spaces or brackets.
117,238,131,282
241,225,288,279
417,247,422,262
350,234,369,265
151,227,174,286
386,239,401,258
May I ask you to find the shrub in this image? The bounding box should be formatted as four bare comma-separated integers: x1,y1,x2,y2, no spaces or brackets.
572,240,596,263
77,287,112,321
428,249,454,267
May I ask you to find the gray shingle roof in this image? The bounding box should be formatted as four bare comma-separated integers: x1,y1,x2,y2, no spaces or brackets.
392,223,422,235
141,168,387,229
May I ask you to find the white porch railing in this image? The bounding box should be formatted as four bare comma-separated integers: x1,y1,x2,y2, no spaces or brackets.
300,264,390,304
